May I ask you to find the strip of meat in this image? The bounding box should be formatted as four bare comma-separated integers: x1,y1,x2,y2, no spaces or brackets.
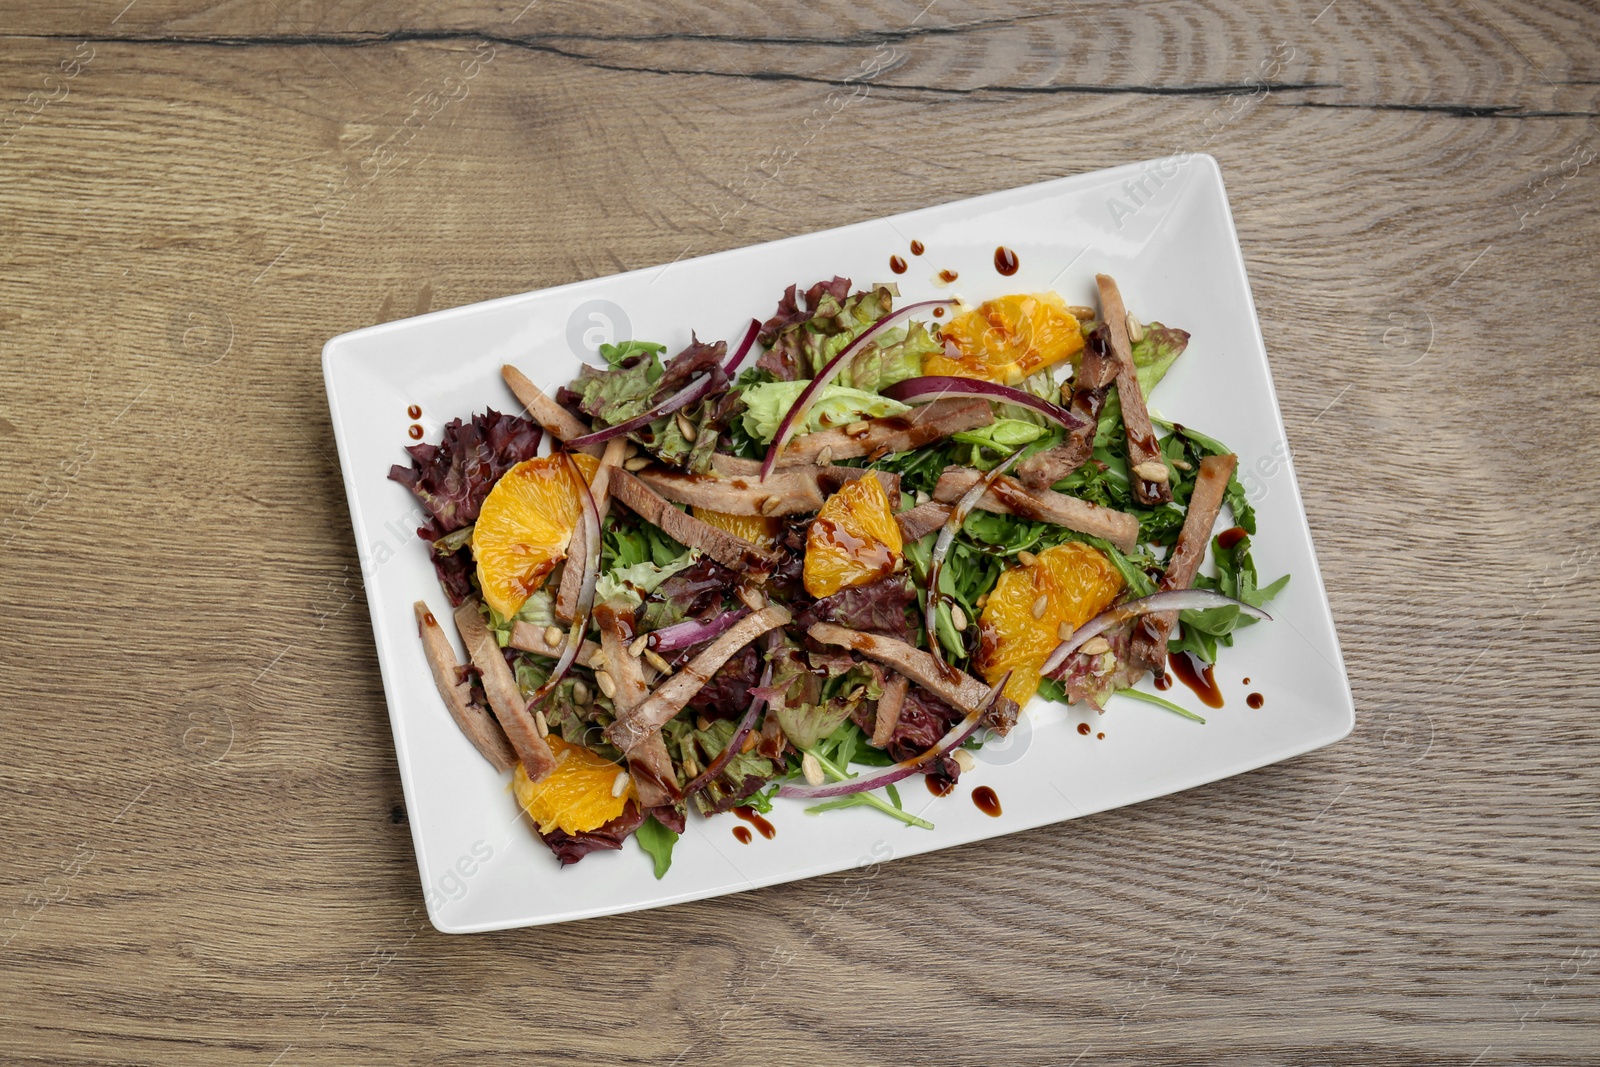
453,600,557,781
1017,324,1119,489
872,672,909,748
556,436,625,621
595,601,680,807
414,601,516,772
605,605,792,754
509,624,600,666
781,398,993,464
1096,274,1172,506
609,468,779,570
806,622,1018,735
709,454,900,501
895,500,954,542
501,364,603,457
933,467,1141,553
1128,453,1239,675
635,466,825,517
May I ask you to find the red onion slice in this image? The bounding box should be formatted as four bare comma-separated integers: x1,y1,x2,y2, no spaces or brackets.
760,299,954,480
723,318,761,377
882,375,1088,433
647,607,749,653
1040,590,1272,677
925,449,1025,670
681,639,776,798
529,454,603,705
776,672,1010,801
565,372,715,450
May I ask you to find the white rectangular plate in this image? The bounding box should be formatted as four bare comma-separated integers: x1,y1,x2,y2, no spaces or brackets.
323,154,1355,933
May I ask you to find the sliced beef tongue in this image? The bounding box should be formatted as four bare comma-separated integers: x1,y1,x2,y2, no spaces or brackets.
595,600,680,808
1017,323,1118,490
806,622,1019,736
779,397,993,465
932,467,1141,553
1096,274,1173,507
609,468,779,570
1128,452,1239,676
634,465,825,517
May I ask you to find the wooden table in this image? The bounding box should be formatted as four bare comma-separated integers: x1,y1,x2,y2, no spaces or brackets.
3,1,1597,1063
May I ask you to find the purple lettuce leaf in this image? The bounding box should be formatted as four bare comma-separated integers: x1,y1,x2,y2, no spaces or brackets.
387,409,544,536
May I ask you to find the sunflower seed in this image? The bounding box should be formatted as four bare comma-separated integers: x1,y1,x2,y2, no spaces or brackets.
571,680,591,705
801,752,825,786
623,455,652,472
760,495,784,516
644,648,673,675
534,709,549,738
741,732,758,754
951,605,968,632
629,635,649,657
588,649,608,670
594,670,617,699
1080,636,1113,656
915,490,931,506
543,625,564,648
611,770,631,797
952,749,976,773
1057,621,1075,641
1126,312,1146,344
1016,550,1038,567
1067,305,1096,320
1172,458,1193,471
1031,594,1049,619
1132,460,1170,483
683,757,700,777
976,592,989,609
815,445,833,467
845,420,871,437
675,411,697,442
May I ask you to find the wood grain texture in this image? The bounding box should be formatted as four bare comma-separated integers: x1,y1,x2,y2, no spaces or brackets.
2,0,1598,1063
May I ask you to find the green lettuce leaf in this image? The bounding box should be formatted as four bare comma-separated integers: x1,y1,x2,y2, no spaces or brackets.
837,321,942,392
1130,323,1190,398
739,381,910,442
594,550,701,611
634,815,678,879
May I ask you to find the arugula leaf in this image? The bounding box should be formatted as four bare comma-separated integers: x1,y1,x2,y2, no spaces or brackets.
634,816,678,879
1171,529,1290,662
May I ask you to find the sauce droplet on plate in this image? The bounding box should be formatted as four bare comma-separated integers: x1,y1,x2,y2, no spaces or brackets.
407,404,422,419
1242,677,1251,685
994,246,1019,276
938,269,959,283
733,825,752,844
910,240,925,256
1154,673,1173,691
889,255,908,274
1171,652,1225,708
1096,732,1105,740
1077,722,1091,735
408,424,424,440
733,805,775,839
932,307,945,318
1247,692,1265,709
926,775,955,797
972,786,1001,817
1217,526,1249,550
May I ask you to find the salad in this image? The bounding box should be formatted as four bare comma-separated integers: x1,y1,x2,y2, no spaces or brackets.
391,272,1287,877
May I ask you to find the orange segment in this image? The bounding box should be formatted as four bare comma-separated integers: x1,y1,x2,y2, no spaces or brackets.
472,456,584,618
694,507,780,548
804,475,903,598
927,292,1084,384
513,735,635,835
975,542,1123,706
568,451,600,485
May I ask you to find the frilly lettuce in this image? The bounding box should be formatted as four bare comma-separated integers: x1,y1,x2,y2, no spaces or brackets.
594,551,701,611
739,381,910,442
